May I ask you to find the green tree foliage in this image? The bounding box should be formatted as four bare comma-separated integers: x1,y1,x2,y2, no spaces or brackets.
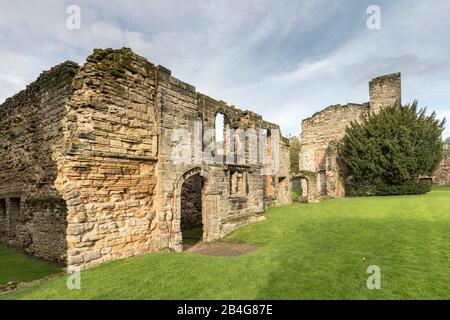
339,101,446,196
288,135,300,174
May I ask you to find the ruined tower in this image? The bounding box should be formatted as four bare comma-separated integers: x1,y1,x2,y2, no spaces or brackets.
298,72,403,202
369,72,402,114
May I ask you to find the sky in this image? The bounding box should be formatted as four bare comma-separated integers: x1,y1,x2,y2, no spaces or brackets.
0,0,449,138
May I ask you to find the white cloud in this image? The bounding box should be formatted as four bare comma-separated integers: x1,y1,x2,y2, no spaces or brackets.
0,0,449,138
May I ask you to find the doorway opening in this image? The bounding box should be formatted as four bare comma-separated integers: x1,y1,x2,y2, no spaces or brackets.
292,177,309,203
180,173,204,248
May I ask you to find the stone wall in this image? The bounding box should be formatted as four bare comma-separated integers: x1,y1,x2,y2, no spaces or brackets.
56,49,160,270
274,138,292,206
154,61,290,253
369,73,402,114
51,48,291,269
299,104,369,201
1,47,291,270
0,61,78,263
433,144,450,186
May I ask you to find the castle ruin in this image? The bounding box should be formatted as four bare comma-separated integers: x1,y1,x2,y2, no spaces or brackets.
297,72,449,202
1,48,447,271
433,143,450,186
297,73,402,202
0,48,291,270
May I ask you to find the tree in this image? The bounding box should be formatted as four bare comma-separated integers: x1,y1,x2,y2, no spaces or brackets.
339,101,446,196
288,135,300,174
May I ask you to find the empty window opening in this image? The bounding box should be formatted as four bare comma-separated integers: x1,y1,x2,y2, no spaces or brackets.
215,113,225,144
0,199,6,237
234,129,246,165
230,170,247,197
181,174,203,248
263,128,275,197
8,198,20,238
215,112,231,164
215,113,225,163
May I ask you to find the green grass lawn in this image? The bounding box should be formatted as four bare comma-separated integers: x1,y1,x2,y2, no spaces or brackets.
0,246,61,286
2,187,449,300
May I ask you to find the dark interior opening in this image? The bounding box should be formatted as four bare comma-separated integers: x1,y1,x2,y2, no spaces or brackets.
0,199,6,238
8,198,20,238
181,174,203,248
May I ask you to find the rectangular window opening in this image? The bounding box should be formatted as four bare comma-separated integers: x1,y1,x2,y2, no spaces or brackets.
229,170,247,197
8,198,21,238
0,199,6,237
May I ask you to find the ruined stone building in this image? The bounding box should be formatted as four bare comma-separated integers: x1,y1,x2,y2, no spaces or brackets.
0,48,291,270
297,73,402,202
433,143,450,186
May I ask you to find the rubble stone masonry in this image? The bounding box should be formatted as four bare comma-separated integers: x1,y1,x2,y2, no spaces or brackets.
0,48,291,270
369,72,402,113
0,61,79,263
433,144,450,186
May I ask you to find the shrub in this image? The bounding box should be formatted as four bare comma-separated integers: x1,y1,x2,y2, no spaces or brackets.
339,102,445,196
347,180,432,197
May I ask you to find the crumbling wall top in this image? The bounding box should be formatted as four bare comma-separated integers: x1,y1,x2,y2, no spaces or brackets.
0,60,80,110
302,103,369,126
369,72,402,113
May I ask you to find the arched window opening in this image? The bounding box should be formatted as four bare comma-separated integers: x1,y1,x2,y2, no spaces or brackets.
215,113,225,144
215,112,230,164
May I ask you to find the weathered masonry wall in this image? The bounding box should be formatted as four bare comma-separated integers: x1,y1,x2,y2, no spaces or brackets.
434,144,450,186
56,49,159,269
369,72,402,114
0,61,79,263
154,62,291,253
298,73,401,202
0,48,291,270
274,138,292,207
299,104,369,201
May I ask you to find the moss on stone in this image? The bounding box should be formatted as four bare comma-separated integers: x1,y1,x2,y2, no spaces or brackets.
110,69,126,78
7,125,27,139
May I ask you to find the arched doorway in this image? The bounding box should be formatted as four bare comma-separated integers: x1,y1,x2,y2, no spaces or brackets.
214,110,231,164
180,173,204,248
292,176,308,203
172,166,221,251
292,172,318,203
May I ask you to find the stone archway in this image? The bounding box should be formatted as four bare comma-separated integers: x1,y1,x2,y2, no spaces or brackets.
172,166,221,251
293,171,319,203
291,176,307,203
180,173,203,247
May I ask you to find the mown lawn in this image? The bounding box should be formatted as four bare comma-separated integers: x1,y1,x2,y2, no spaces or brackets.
0,246,61,286
2,187,449,300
